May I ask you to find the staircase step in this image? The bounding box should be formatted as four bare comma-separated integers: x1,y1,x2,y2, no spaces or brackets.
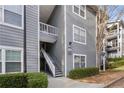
55,74,63,77
55,72,62,74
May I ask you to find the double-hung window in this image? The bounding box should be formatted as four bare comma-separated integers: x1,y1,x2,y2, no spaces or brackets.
74,54,86,69
73,25,86,44
5,50,22,72
73,5,86,19
0,6,2,22
0,46,23,73
0,50,2,73
0,5,23,29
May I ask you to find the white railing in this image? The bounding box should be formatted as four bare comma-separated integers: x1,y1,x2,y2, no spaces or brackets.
108,29,118,35
41,48,55,77
40,22,58,36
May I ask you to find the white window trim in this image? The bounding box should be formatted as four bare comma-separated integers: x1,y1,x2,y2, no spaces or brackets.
0,45,23,73
73,24,87,45
73,53,87,69
72,5,86,19
0,5,24,30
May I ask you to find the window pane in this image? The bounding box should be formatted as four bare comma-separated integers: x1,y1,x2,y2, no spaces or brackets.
0,6,2,9
0,49,1,73
80,5,85,11
80,29,86,43
74,26,80,41
74,55,80,68
75,62,80,69
0,8,2,22
81,56,85,68
6,62,21,72
6,50,21,62
80,29,85,37
4,5,22,15
0,62,1,73
80,10,85,17
74,5,79,14
0,50,1,61
4,10,22,27
80,5,85,17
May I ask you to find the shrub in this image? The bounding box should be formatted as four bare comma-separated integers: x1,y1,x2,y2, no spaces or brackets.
68,67,99,79
0,72,48,88
0,73,27,88
27,72,48,88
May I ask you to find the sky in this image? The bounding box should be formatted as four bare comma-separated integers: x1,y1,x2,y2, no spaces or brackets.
108,5,124,21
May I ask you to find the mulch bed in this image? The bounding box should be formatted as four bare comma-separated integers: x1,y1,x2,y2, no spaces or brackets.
78,70,124,85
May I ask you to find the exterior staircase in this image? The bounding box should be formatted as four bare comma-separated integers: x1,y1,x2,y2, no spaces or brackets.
41,48,63,77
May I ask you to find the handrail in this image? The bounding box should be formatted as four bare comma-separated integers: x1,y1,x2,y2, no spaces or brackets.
41,48,55,77
40,22,58,36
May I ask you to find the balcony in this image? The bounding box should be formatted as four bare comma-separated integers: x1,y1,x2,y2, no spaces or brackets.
106,46,119,52
106,30,118,40
40,22,58,43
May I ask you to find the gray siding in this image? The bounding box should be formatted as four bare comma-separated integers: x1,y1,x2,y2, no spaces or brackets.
26,5,39,72
0,24,24,47
66,6,96,74
47,6,65,74
0,5,39,72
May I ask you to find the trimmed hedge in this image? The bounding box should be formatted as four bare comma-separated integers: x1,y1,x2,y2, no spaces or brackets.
68,67,99,79
0,72,48,88
27,73,48,88
0,73,27,88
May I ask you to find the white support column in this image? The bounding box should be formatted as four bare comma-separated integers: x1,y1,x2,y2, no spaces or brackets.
120,26,123,57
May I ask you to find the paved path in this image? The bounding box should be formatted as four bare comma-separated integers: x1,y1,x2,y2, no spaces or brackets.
48,76,104,88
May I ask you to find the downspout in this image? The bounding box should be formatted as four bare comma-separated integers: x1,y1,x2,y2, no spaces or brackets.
24,5,27,73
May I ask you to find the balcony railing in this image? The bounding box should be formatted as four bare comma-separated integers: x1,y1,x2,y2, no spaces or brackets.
107,29,118,35
40,22,58,36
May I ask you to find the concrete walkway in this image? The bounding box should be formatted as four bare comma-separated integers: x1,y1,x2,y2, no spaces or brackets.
48,76,104,88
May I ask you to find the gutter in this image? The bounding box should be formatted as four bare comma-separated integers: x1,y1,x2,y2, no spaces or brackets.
24,5,27,73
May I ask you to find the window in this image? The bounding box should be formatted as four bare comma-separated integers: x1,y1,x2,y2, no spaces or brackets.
73,25,86,44
0,6,2,22
0,50,1,73
0,5,23,29
0,46,23,73
73,5,86,19
74,54,86,69
4,5,23,27
5,50,21,72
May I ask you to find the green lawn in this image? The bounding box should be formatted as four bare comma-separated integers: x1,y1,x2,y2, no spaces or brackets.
113,66,124,71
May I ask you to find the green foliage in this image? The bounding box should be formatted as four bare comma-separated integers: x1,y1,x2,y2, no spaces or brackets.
108,57,124,69
0,73,27,88
68,67,99,79
0,72,48,88
27,72,48,88
108,57,124,62
108,61,124,69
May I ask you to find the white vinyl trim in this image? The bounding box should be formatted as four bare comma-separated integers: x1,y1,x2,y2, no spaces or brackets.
73,53,87,69
0,5,24,30
95,14,98,67
38,5,40,72
73,24,87,45
72,5,86,20
0,45,23,73
64,5,67,77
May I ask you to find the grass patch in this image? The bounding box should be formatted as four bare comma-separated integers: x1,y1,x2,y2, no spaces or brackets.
113,66,124,71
